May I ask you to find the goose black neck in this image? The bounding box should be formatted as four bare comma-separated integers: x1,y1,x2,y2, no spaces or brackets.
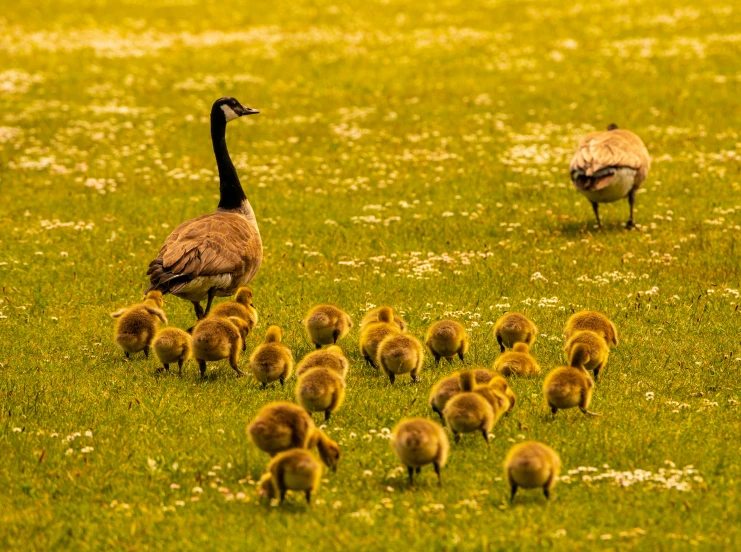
211,113,246,211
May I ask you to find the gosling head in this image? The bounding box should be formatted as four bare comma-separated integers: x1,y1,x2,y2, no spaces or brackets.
144,290,164,308
212,97,260,124
377,307,394,324
257,473,275,499
235,287,254,307
265,325,283,343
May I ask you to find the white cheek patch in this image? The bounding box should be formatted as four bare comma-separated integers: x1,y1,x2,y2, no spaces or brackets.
221,105,239,122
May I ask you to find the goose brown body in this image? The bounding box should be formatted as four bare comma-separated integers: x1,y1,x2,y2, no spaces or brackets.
146,98,262,320
570,126,650,228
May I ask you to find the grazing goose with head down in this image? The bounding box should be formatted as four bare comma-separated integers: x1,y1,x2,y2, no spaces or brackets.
570,124,650,229
146,97,263,320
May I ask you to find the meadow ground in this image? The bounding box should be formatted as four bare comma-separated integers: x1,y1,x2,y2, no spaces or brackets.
1,0,741,549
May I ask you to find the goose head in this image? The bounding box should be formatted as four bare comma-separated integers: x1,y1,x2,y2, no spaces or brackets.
212,97,259,124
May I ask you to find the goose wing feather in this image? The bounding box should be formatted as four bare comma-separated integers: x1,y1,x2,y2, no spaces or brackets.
147,212,261,294
570,129,650,182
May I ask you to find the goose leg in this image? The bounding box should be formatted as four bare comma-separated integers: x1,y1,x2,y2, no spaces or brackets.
192,301,205,320
590,201,601,228
203,289,216,318
625,189,636,229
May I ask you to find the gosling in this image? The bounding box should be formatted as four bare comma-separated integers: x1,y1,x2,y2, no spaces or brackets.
296,345,349,379
429,369,499,422
360,306,407,331
564,330,609,380
110,291,168,359
493,342,540,377
504,441,561,501
425,320,469,364
304,304,353,348
296,367,346,421
359,306,401,368
564,310,618,347
247,401,342,470
211,286,258,342
543,346,599,416
258,449,322,505
192,316,250,377
443,371,509,443
377,333,425,384
391,418,449,486
493,312,537,352
153,327,192,376
249,325,294,388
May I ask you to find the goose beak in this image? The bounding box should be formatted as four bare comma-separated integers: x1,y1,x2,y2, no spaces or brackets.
240,106,260,116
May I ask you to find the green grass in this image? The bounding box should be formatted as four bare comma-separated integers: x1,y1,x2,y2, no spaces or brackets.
1,0,741,549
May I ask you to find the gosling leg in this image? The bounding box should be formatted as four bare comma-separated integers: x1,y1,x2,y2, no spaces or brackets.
433,462,442,486
332,329,340,344
305,490,312,505
198,359,207,378
481,429,489,444
510,483,518,502
407,466,414,485
143,346,149,359
177,359,183,377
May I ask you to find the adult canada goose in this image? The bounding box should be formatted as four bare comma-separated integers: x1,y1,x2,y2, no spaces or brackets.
146,97,262,320
570,124,650,229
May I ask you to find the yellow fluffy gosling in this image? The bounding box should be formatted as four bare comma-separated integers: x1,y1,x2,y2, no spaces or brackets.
564,330,609,380
360,306,407,331
211,286,258,340
247,402,341,470
443,371,509,443
249,325,294,388
493,313,537,352
110,291,168,359
377,333,425,384
493,342,540,377
425,320,469,364
359,306,401,369
258,449,322,505
153,327,192,376
504,441,561,501
296,345,349,379
428,369,499,422
304,304,353,348
564,310,618,347
391,418,449,486
543,346,600,416
296,367,346,421
192,316,250,377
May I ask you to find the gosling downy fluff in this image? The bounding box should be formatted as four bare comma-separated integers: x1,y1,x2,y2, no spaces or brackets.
493,342,540,377
360,306,407,331
249,325,294,388
247,401,341,470
192,316,250,377
428,369,501,423
211,286,258,339
504,441,561,501
564,330,609,380
493,313,537,352
296,345,349,379
542,357,599,416
258,449,322,505
111,291,168,359
296,367,346,421
153,327,192,376
304,304,353,348
564,310,618,347
377,333,425,384
359,306,401,369
425,320,469,364
391,418,449,486
443,371,509,443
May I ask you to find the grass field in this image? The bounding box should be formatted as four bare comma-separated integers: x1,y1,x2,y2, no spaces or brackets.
2,0,741,549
